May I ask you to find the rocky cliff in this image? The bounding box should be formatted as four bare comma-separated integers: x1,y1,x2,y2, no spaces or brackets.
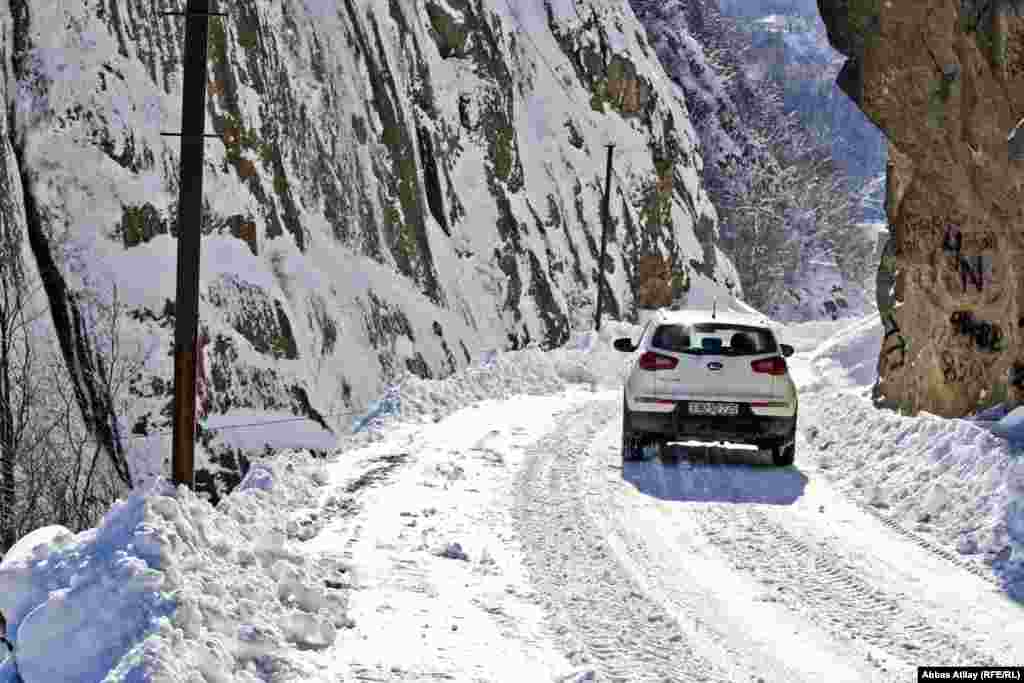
818,0,1024,416
1,0,739,496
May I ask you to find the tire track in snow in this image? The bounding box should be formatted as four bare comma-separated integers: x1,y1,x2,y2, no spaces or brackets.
577,453,819,682
514,401,729,683
848,494,1000,587
693,503,1001,671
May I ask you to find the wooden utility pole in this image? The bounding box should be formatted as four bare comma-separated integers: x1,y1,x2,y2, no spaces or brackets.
169,0,217,488
594,144,615,331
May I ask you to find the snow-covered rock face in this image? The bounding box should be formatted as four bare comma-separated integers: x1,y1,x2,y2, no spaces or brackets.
633,0,759,201
2,0,736,494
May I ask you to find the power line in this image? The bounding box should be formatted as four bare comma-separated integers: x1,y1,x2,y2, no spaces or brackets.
200,413,359,432
75,364,508,446
97,408,366,445
61,401,409,446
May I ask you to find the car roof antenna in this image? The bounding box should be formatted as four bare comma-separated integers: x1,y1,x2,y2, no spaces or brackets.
712,298,717,320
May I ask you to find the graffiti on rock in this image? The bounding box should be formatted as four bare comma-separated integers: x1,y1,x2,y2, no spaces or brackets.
942,226,993,293
1009,361,1024,388
950,310,1006,352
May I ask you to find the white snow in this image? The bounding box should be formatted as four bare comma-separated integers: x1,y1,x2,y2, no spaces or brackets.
801,312,884,395
1,311,1022,680
791,314,1024,594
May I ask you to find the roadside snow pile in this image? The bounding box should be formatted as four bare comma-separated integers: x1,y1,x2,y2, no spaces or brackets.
348,321,640,438
0,487,175,683
0,452,346,682
799,312,1024,594
804,313,882,395
352,303,770,439
804,397,1020,559
775,318,857,354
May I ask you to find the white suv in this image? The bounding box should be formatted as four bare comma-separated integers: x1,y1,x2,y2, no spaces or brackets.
614,309,798,465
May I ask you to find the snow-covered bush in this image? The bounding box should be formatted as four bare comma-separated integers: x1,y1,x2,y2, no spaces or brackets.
637,0,878,322
0,243,139,553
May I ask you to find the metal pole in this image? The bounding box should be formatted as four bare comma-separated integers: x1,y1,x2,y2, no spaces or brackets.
594,144,615,331
171,0,212,489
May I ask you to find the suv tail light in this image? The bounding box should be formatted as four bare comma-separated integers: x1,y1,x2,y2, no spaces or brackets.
751,356,787,375
638,351,678,371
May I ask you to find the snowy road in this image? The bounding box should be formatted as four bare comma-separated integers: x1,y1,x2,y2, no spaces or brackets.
3,320,1022,683
298,385,1023,682
515,398,1023,682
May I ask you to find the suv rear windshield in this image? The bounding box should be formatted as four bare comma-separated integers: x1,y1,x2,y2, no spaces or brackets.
651,323,777,356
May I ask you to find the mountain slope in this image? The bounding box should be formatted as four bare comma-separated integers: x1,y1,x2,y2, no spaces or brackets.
2,0,739,496
633,0,879,322
730,4,886,221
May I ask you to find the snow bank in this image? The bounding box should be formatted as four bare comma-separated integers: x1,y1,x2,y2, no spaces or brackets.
804,313,883,395
804,394,1024,578
347,320,642,437
798,314,1024,596
350,302,771,437
0,453,346,682
802,397,1019,557
0,486,175,682
780,318,869,354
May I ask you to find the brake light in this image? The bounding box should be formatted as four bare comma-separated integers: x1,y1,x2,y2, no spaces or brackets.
751,356,787,375
638,351,678,371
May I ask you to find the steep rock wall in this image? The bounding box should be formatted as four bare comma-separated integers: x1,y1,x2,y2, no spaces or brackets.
819,0,1024,416
2,0,737,494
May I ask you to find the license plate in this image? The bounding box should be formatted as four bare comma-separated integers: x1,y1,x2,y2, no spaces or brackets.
688,402,739,416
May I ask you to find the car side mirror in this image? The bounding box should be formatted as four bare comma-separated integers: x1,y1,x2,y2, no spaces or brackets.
613,338,636,352
780,344,794,358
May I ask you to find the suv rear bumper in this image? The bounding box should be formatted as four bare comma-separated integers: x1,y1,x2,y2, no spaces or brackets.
630,403,795,444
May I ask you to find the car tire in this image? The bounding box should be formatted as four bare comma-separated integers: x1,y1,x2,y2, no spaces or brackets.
771,424,797,467
658,441,679,464
622,394,643,462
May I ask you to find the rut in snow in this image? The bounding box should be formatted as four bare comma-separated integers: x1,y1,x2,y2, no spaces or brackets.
514,401,729,683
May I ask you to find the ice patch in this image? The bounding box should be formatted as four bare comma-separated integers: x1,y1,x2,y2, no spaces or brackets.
0,484,176,683
991,407,1024,442
237,463,275,492
352,384,403,434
